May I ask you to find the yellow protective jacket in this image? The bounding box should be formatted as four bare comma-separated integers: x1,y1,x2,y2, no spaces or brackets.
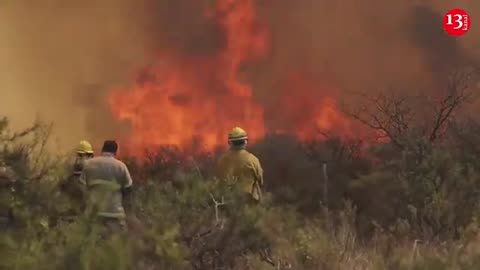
216,147,264,201
72,155,89,178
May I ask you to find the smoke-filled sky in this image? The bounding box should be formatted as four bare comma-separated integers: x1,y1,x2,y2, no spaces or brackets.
0,0,479,152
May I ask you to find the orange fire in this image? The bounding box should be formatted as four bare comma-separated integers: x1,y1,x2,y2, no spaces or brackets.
108,0,267,155
108,0,356,156
270,73,354,141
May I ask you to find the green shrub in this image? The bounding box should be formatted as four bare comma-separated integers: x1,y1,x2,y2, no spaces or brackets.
2,113,480,269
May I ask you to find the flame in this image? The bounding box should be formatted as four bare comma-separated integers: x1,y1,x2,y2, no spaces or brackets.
108,0,357,157
108,0,267,156
271,73,354,141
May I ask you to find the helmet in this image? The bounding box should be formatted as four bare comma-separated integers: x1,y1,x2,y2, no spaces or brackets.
228,127,248,141
76,140,94,154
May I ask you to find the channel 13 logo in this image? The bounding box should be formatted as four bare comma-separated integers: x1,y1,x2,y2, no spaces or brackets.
443,8,471,36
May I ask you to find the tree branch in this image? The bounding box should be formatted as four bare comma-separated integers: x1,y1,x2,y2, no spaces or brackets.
209,193,226,224
428,69,474,142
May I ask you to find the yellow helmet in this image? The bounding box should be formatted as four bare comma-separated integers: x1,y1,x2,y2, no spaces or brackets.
228,127,248,141
76,140,94,154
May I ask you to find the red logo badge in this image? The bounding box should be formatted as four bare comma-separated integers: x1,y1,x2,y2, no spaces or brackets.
443,8,471,36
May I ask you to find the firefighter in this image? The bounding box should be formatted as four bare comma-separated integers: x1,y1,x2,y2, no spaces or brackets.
216,127,264,202
59,140,94,218
81,140,133,234
73,140,95,181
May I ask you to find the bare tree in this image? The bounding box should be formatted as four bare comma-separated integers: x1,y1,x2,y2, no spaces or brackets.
344,67,477,149
0,117,54,182
427,68,475,142
344,90,412,148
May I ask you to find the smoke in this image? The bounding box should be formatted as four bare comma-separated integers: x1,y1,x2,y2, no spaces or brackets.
258,0,479,91
1,0,479,152
0,0,156,150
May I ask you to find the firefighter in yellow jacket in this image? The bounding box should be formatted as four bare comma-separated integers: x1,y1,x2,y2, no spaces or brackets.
216,127,264,202
59,140,94,216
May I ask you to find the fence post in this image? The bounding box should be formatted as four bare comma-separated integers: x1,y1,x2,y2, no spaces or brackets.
322,162,328,206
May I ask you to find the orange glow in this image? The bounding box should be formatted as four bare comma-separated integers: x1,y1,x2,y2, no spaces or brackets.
271,73,354,141
108,0,267,156
108,0,358,157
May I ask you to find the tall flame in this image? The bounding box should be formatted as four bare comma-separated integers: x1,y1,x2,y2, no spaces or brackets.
108,0,355,156
108,0,267,155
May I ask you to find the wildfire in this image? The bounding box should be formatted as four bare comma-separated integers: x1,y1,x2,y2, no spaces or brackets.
108,0,355,156
108,0,267,155
271,73,354,141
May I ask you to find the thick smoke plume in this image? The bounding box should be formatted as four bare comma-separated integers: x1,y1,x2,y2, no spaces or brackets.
1,0,478,153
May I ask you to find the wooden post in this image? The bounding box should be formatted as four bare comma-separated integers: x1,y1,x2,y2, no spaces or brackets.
322,162,328,206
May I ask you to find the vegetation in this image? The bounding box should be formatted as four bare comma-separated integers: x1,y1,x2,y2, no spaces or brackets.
1,68,480,269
